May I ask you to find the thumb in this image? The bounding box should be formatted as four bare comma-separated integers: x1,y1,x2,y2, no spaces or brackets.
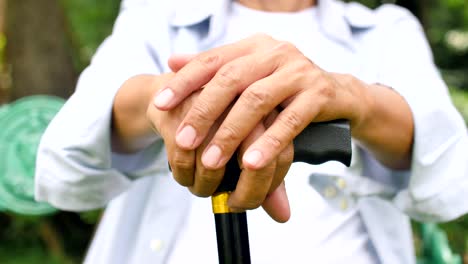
262,181,290,223
168,54,196,72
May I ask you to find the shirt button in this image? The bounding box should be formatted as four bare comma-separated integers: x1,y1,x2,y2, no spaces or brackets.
340,198,348,211
150,239,164,252
324,186,337,198
336,178,346,189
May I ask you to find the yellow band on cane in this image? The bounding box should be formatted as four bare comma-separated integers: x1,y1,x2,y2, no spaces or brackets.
211,192,233,214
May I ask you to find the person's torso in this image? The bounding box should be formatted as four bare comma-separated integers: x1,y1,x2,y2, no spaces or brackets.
85,1,416,263
169,4,378,263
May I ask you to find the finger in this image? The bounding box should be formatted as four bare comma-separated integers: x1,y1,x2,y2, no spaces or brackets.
262,110,293,193
262,111,292,223
201,70,300,169
189,150,225,197
153,34,276,110
175,49,280,153
168,54,196,72
243,91,320,170
147,105,196,187
168,142,196,187
189,117,225,197
270,142,293,193
262,182,290,223
232,142,293,221
228,123,276,211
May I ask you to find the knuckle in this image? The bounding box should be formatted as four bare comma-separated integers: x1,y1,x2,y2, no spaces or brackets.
278,111,304,136
218,124,243,143
252,32,274,41
295,58,315,73
277,40,293,49
263,133,283,151
195,54,220,70
340,73,355,84
283,110,304,131
199,174,221,187
274,40,298,53
288,63,314,84
188,187,210,198
190,173,222,197
169,151,194,187
279,143,294,165
237,196,263,210
177,73,196,90
217,63,244,88
286,58,315,82
234,169,275,209
316,76,337,100
242,88,272,111
190,100,218,122
247,33,276,50
171,152,194,171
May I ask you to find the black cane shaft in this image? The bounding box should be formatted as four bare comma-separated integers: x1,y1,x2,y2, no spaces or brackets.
215,212,251,264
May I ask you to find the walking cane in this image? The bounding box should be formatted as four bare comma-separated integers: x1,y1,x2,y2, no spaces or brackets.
211,120,352,264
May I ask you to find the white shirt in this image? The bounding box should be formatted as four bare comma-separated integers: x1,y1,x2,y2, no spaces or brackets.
34,0,468,263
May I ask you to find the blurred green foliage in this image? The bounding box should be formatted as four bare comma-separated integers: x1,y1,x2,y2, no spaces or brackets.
450,87,468,122
438,214,468,262
427,0,468,69
60,0,121,71
0,1,120,263
0,212,97,263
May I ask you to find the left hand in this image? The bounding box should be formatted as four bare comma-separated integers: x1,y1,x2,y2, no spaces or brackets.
154,33,368,171
147,75,293,222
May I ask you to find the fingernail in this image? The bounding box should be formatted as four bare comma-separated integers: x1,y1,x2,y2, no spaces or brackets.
202,145,222,168
176,125,197,148
153,88,174,108
243,150,263,167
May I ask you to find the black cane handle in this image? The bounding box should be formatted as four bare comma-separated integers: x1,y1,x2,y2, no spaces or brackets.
216,119,352,193
292,119,352,166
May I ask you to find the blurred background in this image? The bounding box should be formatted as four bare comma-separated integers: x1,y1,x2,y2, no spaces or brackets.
0,0,467,263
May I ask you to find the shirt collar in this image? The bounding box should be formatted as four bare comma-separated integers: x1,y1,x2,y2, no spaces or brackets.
168,0,377,50
168,0,218,27
317,0,376,49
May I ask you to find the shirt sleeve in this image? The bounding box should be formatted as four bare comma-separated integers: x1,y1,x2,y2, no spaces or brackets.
361,6,468,222
35,2,171,211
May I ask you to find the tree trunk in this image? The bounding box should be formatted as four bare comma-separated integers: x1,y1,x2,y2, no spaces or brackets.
5,0,76,100
0,0,9,104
